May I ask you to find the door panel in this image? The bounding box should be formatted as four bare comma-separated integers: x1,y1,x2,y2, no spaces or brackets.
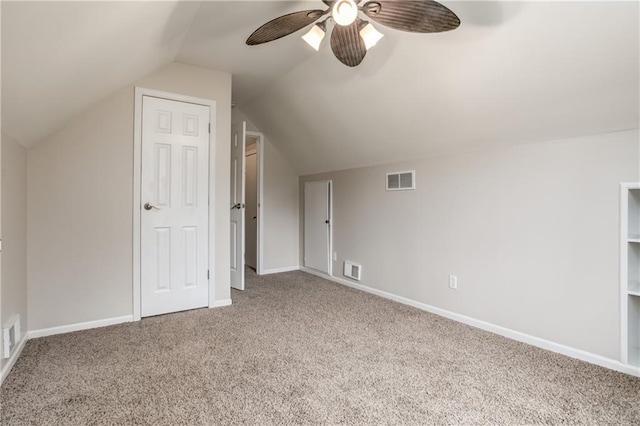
141,96,210,317
304,181,331,274
230,122,246,290
245,151,258,269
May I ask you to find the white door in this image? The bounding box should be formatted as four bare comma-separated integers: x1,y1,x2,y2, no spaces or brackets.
141,96,210,317
230,122,246,290
245,148,258,270
304,181,331,275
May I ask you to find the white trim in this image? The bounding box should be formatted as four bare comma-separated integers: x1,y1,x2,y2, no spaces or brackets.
209,299,233,308
300,266,330,280
300,267,640,378
28,316,134,339
328,181,333,276
246,131,265,276
133,87,218,320
620,183,630,364
261,265,300,275
386,170,416,191
0,333,28,385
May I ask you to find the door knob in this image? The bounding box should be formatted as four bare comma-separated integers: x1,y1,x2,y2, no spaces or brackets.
144,203,160,211
232,203,245,209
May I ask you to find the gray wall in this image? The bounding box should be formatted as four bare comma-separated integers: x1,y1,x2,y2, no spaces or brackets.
301,129,639,360
232,108,299,272
1,133,28,366
27,62,232,331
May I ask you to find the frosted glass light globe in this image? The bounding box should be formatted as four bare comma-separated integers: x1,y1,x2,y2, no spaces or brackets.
332,0,358,26
360,22,384,50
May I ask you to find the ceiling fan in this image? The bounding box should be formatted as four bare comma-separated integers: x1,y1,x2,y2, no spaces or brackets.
246,0,460,67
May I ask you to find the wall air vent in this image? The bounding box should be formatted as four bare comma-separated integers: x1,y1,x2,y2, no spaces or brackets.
344,261,362,281
386,170,415,191
2,315,21,359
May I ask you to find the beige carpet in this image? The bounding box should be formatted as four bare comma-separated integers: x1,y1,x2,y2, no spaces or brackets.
2,270,639,425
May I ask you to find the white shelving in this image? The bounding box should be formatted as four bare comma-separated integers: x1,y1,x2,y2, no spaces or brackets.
621,183,640,369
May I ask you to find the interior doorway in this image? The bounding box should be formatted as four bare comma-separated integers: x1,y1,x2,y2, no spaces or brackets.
244,134,260,272
132,87,218,321
304,180,332,276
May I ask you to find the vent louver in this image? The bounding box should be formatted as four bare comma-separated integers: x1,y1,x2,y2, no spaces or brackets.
386,170,415,191
344,261,362,281
2,316,21,359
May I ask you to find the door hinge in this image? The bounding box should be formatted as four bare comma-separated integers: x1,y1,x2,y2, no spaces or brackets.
208,123,211,134
207,270,210,280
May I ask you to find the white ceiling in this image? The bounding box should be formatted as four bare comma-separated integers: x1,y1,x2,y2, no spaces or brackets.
2,1,200,147
3,1,639,174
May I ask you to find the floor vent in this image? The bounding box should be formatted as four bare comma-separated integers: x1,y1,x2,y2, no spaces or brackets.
3,315,21,359
344,261,362,281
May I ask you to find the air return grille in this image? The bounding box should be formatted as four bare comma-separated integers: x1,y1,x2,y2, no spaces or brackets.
344,261,362,281
386,170,415,191
2,315,20,359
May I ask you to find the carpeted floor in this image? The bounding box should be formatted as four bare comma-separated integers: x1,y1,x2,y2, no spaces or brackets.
1,270,639,425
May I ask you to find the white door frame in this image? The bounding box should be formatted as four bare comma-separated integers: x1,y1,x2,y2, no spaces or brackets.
132,87,217,321
246,131,265,275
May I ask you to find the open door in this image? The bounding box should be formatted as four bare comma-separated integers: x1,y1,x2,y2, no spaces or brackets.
230,122,246,290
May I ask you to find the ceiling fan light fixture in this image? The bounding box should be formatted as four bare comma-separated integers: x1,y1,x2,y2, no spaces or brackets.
302,21,327,51
359,22,384,50
332,0,358,26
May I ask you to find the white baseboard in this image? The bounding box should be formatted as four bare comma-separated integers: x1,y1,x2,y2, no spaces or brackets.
29,315,133,339
300,267,640,378
261,265,300,275
210,299,232,308
1,333,29,385
300,267,331,280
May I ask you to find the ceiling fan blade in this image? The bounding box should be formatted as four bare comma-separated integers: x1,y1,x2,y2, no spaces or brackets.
246,10,327,45
362,0,460,33
322,0,334,5
330,20,367,67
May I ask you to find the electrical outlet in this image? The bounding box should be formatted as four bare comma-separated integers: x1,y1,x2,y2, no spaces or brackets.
449,275,458,290
333,252,337,261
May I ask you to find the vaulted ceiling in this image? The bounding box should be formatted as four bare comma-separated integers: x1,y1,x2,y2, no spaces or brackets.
3,1,639,174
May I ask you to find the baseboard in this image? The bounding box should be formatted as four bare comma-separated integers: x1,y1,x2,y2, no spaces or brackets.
300,268,640,378
1,333,29,385
261,265,300,275
28,315,134,339
210,299,232,308
300,267,330,280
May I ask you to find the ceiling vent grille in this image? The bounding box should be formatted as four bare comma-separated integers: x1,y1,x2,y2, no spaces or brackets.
344,261,362,281
386,170,415,191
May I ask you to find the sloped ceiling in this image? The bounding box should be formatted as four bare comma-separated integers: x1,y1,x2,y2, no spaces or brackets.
3,1,639,175
1,1,201,147
235,1,640,174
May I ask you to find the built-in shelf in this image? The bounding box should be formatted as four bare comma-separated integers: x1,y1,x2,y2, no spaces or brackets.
621,183,640,369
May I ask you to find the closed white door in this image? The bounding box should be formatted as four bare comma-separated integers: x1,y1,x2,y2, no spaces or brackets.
304,181,331,275
230,122,246,290
141,96,210,317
